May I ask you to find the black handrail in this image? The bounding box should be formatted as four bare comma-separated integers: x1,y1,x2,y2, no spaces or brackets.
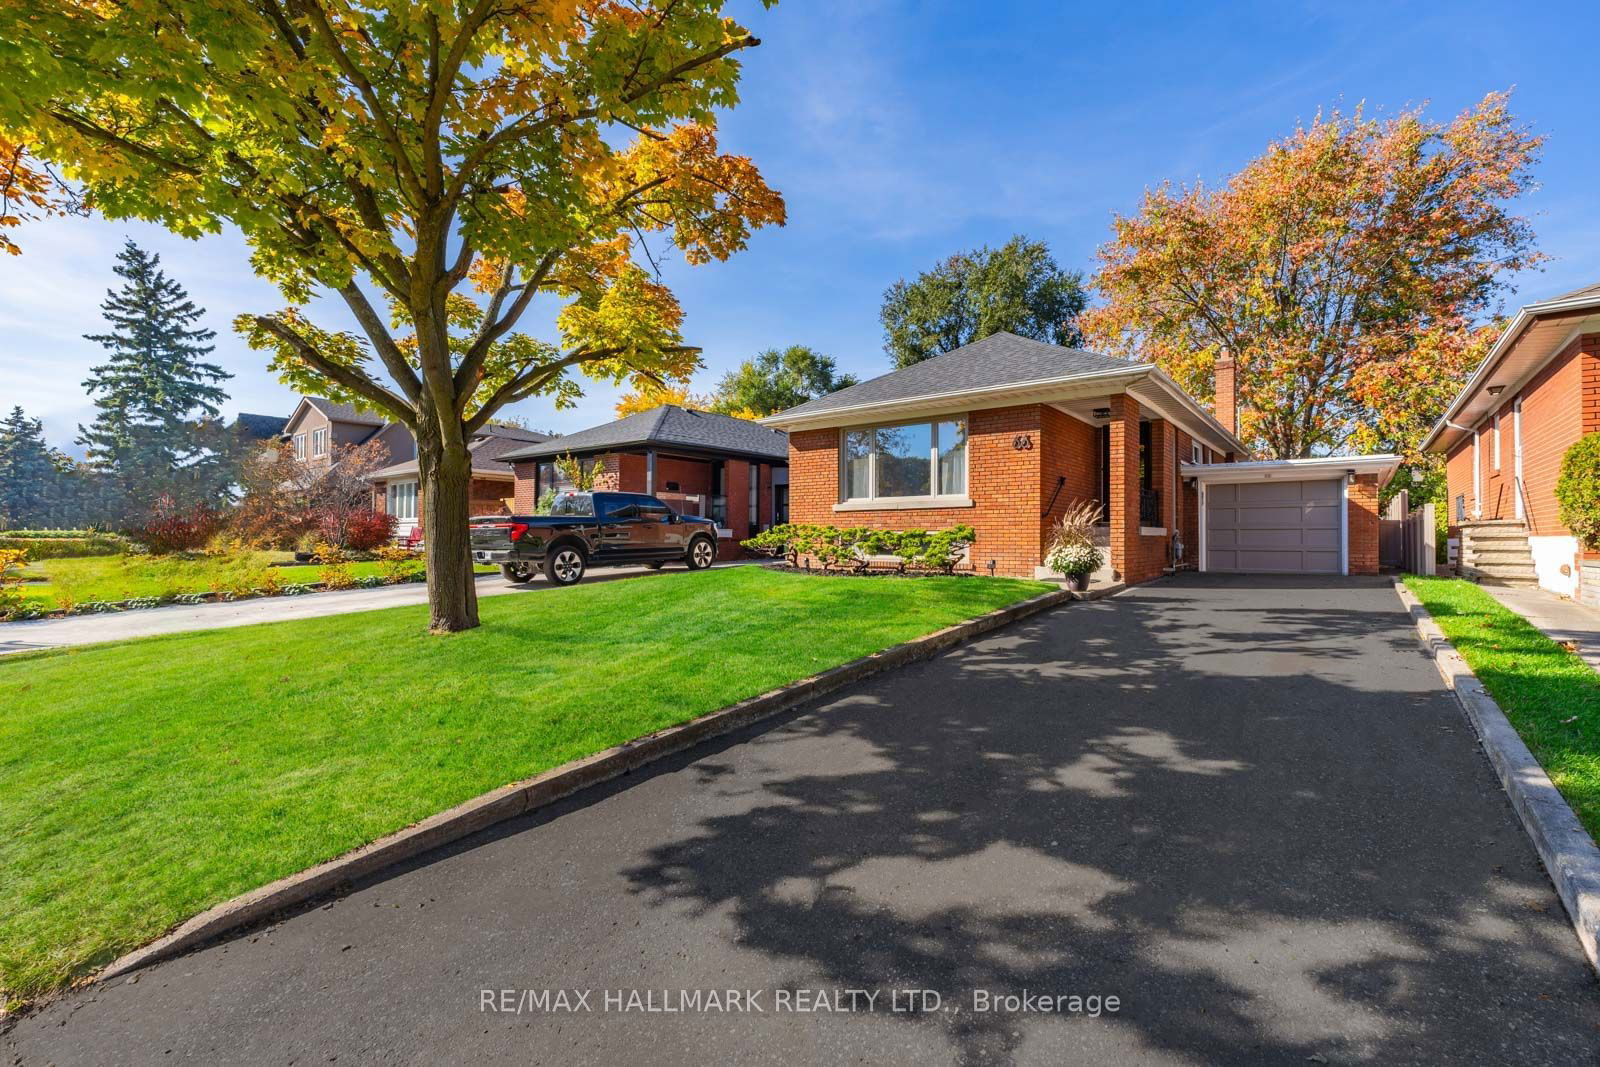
1041,476,1066,518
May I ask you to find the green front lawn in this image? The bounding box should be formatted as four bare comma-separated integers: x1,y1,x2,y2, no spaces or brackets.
1404,576,1600,842
0,566,1053,1005
17,553,495,609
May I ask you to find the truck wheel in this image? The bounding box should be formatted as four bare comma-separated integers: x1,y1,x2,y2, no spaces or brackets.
499,563,534,584
686,536,716,571
544,546,587,586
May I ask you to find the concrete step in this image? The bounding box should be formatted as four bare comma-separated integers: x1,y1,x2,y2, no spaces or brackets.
1463,562,1538,581
1465,547,1534,564
1475,575,1542,589
1462,528,1531,544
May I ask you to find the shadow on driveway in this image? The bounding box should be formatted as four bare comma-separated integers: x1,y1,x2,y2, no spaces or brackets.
6,575,1597,1065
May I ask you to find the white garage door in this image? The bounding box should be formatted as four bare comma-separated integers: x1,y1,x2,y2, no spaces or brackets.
1205,480,1342,574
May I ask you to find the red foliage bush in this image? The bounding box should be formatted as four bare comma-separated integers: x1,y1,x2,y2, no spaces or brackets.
129,497,222,554
344,510,399,552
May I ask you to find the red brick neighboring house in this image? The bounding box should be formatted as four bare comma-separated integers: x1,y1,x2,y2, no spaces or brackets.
1424,282,1600,605
495,405,790,560
367,423,552,539
762,333,1397,583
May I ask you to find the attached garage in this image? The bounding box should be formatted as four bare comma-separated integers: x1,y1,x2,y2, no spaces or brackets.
1205,479,1343,573
1182,455,1400,577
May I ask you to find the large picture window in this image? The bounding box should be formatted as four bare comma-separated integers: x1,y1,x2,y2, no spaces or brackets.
839,419,967,502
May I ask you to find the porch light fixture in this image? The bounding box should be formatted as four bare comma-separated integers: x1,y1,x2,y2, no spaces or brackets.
1092,407,1112,420
1346,468,1356,484
1486,385,1505,396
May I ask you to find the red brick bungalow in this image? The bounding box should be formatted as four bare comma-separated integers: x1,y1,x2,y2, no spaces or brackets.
1424,281,1600,604
761,333,1397,584
495,405,790,560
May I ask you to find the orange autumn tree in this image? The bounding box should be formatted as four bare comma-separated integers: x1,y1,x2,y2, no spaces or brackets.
0,0,784,632
0,137,82,254
1082,92,1542,459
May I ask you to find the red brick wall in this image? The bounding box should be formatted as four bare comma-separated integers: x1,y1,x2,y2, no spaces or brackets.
1038,406,1100,553
788,405,1045,576
1446,337,1584,539
1347,473,1380,575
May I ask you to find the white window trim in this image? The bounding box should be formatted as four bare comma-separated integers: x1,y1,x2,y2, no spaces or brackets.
1472,428,1482,518
1190,442,1202,465
386,480,418,521
312,427,329,457
293,433,306,459
1513,396,1525,520
836,417,969,508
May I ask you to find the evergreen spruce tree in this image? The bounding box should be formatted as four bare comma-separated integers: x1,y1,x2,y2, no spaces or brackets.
78,240,232,510
0,407,61,528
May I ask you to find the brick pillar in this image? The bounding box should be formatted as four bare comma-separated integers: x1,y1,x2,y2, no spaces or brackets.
1107,394,1140,582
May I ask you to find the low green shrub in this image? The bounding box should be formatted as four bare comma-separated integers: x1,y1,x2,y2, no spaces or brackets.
742,523,976,572
1556,432,1600,551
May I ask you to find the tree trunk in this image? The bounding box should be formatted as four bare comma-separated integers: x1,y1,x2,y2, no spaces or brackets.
416,427,479,633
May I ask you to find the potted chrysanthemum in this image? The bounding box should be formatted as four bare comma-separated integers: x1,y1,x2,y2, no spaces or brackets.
1044,501,1105,591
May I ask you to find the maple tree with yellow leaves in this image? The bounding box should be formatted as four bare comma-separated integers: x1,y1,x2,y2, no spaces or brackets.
0,0,785,631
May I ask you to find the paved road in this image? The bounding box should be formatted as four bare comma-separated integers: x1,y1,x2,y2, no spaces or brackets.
7,575,1597,1064
0,561,761,655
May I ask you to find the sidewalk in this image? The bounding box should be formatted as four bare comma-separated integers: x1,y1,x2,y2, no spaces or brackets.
0,562,762,656
1480,583,1600,675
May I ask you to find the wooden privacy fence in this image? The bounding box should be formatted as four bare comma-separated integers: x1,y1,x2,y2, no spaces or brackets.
1381,491,1436,575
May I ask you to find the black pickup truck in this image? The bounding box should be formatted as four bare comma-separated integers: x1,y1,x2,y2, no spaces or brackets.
469,490,720,586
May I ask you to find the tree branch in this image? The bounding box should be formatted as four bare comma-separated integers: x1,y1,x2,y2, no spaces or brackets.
336,282,424,402
297,0,427,207
251,314,415,425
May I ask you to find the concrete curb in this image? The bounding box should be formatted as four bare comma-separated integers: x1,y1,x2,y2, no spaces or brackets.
1393,578,1600,974
98,582,1090,982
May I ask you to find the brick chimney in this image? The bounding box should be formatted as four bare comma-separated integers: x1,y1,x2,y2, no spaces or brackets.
1214,352,1238,438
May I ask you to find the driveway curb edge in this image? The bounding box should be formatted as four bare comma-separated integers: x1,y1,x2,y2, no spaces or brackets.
1393,578,1600,974
97,580,1106,983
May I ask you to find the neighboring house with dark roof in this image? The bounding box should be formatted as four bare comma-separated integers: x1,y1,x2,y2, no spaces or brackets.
368,423,553,537
1423,281,1600,603
496,405,790,559
763,332,1398,584
232,413,290,442
280,396,416,475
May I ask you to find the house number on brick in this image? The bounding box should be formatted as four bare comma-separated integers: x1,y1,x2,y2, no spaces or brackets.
1012,434,1033,451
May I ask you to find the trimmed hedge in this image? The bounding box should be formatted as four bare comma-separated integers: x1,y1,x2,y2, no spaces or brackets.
0,534,129,560
742,523,976,573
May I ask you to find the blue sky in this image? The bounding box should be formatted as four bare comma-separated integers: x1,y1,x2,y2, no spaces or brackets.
3,0,1596,453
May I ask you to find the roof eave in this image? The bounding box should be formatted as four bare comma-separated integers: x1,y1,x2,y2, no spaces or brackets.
1181,454,1401,484
1422,288,1600,452
759,365,1158,431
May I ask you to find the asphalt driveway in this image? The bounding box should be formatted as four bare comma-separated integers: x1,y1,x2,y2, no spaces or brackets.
6,574,1598,1064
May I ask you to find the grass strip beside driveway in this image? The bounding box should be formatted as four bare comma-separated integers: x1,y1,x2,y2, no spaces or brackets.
0,566,1053,1006
1404,577,1600,842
